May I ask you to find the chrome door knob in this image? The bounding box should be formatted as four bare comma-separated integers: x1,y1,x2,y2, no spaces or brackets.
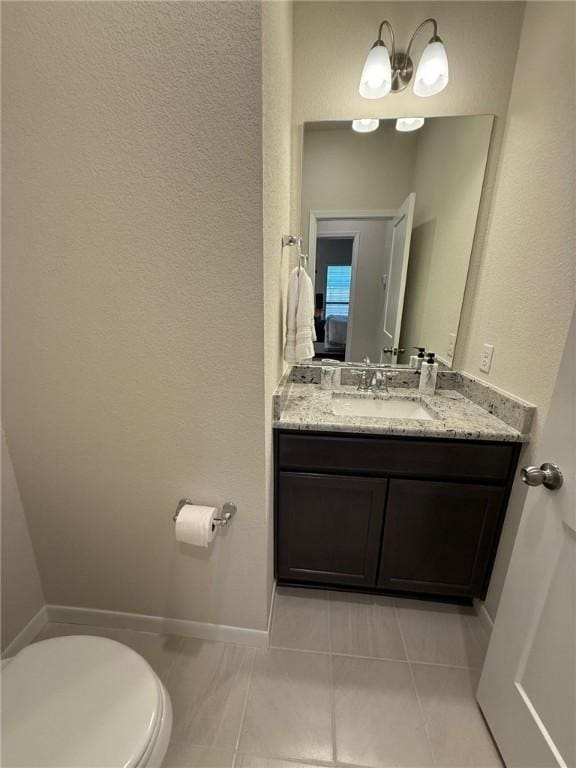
521,463,563,490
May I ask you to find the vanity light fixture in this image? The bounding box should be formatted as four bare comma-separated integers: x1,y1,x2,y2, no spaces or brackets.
358,18,449,99
352,118,380,133
396,117,425,132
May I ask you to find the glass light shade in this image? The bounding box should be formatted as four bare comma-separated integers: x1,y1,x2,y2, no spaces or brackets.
358,44,392,99
413,40,449,97
395,117,425,132
352,118,380,133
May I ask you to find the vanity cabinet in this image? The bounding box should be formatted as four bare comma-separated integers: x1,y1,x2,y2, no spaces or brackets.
274,430,521,601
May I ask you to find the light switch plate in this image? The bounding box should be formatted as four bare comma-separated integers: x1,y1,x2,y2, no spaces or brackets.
480,343,494,373
447,333,456,359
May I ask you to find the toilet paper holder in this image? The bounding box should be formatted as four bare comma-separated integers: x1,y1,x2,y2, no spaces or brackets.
173,498,237,527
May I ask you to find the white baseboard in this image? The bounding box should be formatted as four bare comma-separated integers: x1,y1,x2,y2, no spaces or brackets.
2,605,49,658
46,604,269,648
474,599,494,640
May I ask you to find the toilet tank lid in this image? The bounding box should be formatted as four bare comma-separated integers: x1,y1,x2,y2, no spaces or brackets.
1,635,162,768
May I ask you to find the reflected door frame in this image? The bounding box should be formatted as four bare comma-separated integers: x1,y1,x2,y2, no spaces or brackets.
309,210,398,362
313,230,359,361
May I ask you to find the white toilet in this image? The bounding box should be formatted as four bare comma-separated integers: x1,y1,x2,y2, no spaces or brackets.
1,635,173,768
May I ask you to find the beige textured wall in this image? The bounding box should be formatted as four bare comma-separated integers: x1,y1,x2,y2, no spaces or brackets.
1,431,45,651
300,124,416,251
400,115,493,363
262,0,293,611
460,2,575,620
2,1,273,630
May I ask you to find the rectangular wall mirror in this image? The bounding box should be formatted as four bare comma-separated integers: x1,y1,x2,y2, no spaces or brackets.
301,115,494,367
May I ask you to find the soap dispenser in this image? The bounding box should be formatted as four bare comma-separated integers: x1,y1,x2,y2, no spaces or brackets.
410,347,426,370
419,352,438,396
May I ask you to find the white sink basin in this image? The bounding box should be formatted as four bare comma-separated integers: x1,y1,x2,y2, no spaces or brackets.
332,393,438,421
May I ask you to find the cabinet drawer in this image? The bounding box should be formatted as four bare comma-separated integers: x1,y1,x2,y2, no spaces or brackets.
277,432,514,482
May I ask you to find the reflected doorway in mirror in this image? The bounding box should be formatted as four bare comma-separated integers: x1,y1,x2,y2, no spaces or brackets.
309,199,414,366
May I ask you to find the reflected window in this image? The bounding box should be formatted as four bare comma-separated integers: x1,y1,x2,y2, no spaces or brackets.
326,265,352,318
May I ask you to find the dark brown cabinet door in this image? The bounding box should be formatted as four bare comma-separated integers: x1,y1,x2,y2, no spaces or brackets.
378,480,505,597
277,472,387,587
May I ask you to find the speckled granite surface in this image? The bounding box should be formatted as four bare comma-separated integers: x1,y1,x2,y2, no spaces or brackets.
273,380,531,442
273,367,293,421
283,364,535,436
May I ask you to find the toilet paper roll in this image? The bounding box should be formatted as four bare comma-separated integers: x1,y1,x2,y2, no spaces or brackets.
175,504,218,547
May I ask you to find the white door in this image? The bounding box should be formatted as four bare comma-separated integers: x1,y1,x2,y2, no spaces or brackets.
379,193,415,364
477,310,576,768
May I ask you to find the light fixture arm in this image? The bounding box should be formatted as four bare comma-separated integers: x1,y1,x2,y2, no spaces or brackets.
358,16,448,98
375,19,395,60
405,18,439,71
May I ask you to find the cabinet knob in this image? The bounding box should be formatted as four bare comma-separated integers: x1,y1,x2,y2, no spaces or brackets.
521,463,563,491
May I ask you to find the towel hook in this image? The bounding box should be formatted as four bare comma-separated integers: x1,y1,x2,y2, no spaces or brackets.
282,234,308,274
281,234,301,248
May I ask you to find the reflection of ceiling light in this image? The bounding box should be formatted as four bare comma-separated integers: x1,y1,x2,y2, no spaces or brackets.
358,18,449,99
352,118,380,133
396,117,425,132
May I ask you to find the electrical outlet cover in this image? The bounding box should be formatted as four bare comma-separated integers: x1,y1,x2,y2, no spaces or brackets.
480,343,494,373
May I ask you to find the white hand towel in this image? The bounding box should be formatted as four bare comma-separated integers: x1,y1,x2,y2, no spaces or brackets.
284,266,316,363
283,267,299,363
295,266,316,360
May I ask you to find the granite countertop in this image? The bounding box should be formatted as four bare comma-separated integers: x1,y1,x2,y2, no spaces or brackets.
273,382,530,442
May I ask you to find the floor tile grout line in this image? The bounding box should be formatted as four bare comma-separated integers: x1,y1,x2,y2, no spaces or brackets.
394,604,437,767
327,598,338,765
269,643,331,655
168,740,376,768
231,746,375,768
408,657,481,671
268,642,480,670
233,645,256,759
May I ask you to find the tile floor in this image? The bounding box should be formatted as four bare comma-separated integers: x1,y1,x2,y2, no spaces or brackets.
33,588,502,768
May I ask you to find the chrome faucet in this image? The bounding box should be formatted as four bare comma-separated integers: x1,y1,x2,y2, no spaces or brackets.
374,370,397,392
357,359,397,392
357,357,373,391
371,371,385,391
